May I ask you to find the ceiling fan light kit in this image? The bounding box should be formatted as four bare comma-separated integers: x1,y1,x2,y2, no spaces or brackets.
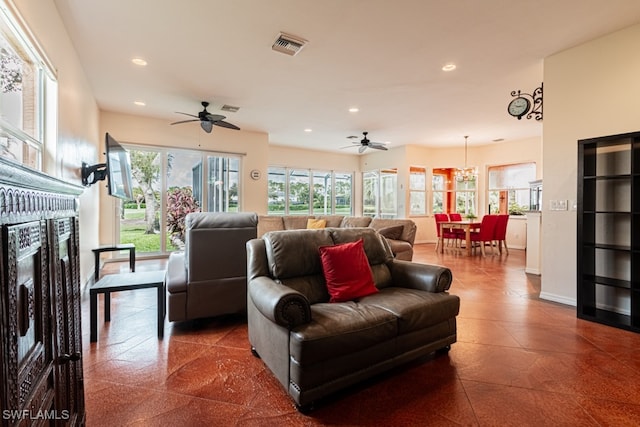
170,101,240,133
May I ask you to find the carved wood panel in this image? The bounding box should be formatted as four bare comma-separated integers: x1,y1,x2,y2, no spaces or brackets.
1,157,84,426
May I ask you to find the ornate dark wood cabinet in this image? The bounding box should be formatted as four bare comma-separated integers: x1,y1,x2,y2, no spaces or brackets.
0,157,85,426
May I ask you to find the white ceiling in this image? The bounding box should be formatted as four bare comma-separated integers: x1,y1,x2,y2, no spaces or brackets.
53,0,640,152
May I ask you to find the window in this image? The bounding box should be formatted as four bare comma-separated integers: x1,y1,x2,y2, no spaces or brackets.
120,145,242,255
488,162,536,215
289,169,310,215
312,170,332,215
409,166,426,215
0,3,56,169
432,168,477,216
267,167,353,215
363,168,398,218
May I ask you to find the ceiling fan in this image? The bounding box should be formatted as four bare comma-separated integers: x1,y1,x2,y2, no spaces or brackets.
170,101,240,133
342,131,388,153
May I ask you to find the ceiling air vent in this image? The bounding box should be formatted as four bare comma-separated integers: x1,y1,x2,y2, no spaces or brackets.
221,104,240,113
272,32,307,56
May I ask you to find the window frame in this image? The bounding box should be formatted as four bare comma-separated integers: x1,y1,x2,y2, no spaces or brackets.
487,162,536,216
0,1,57,170
267,166,354,216
409,165,427,216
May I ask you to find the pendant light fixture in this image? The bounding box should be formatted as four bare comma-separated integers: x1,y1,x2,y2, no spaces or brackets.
455,135,477,182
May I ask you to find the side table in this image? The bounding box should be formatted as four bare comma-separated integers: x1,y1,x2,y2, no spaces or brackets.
92,243,136,280
89,270,166,342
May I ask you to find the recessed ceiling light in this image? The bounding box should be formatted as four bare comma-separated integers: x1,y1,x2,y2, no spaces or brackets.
133,101,146,106
131,58,147,66
304,128,312,133
442,63,456,72
349,107,359,113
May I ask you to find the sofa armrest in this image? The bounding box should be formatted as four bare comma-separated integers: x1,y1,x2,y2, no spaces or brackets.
389,260,453,293
248,276,312,329
166,251,187,294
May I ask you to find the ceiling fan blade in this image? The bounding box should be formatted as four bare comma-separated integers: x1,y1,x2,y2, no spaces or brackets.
213,120,240,130
200,121,213,133
175,112,199,119
170,119,199,125
205,114,226,122
358,145,367,154
369,143,388,150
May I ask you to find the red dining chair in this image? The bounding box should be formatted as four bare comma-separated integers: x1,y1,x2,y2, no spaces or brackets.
435,213,458,250
447,212,466,241
470,214,499,256
494,214,510,254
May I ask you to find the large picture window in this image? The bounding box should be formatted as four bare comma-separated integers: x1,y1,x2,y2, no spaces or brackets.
267,167,353,216
432,168,477,216
363,168,398,218
0,3,56,169
488,162,536,215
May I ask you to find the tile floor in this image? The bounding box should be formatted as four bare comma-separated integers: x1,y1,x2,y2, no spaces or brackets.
82,244,640,426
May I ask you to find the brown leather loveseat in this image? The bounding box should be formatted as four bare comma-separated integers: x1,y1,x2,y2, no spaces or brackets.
246,227,459,411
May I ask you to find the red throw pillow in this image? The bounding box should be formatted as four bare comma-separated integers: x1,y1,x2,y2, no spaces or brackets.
319,239,378,303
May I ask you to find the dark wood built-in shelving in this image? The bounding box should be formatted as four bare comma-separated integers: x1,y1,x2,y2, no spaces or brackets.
577,131,640,332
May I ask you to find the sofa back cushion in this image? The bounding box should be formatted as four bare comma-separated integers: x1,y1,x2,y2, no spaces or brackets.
257,215,284,237
370,218,417,245
329,228,394,289
283,215,314,230
340,216,372,228
262,227,395,303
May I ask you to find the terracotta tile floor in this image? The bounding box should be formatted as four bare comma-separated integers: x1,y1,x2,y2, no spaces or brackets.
82,244,640,426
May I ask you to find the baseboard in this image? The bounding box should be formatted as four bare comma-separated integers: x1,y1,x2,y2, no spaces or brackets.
539,292,576,307
525,268,541,275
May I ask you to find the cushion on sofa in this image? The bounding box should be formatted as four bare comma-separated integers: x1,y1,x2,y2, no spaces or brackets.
340,216,372,228
315,215,345,227
306,218,327,229
359,287,461,334
319,239,378,303
290,302,398,365
283,216,313,230
377,225,404,240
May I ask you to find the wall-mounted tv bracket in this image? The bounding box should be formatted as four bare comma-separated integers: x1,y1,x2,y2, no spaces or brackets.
81,161,107,186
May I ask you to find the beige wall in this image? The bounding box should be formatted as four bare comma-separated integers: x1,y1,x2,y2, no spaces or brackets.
541,23,640,305
14,0,101,286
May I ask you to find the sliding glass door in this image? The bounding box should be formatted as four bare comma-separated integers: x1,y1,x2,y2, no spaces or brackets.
118,145,242,256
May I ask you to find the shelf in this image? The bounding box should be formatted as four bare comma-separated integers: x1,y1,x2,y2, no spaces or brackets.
578,309,635,332
582,174,632,180
582,275,631,289
578,131,640,333
582,243,631,252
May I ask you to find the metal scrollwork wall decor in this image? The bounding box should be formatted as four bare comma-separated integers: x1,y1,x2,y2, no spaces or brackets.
508,83,543,121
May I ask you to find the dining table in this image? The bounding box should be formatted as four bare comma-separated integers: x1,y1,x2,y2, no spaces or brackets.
439,220,482,256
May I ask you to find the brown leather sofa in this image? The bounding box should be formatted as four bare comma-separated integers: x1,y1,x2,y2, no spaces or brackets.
257,215,417,260
246,227,459,411
165,212,257,322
